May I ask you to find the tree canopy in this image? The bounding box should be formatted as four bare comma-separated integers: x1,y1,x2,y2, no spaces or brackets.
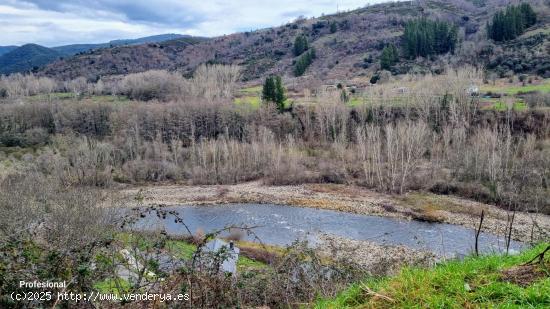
380,44,399,70
262,75,286,112
403,18,458,59
487,3,537,42
293,35,309,56
294,48,316,77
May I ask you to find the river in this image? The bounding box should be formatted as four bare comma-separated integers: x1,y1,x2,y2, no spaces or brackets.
134,203,524,257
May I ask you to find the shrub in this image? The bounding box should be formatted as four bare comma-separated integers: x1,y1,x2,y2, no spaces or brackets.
189,64,240,100
118,70,186,101
0,73,57,98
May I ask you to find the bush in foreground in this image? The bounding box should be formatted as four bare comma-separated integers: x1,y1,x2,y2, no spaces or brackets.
315,243,550,308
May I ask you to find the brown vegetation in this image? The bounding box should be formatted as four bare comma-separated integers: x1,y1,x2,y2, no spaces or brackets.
1,68,550,215
1,62,550,307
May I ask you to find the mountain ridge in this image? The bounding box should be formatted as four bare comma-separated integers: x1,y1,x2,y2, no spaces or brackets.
0,44,61,75
0,34,202,75
37,0,550,83
52,33,191,56
0,46,18,57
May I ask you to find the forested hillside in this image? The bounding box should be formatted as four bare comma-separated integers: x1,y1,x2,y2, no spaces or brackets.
38,0,550,83
0,44,61,75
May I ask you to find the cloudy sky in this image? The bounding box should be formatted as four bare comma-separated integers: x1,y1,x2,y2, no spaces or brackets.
0,0,390,47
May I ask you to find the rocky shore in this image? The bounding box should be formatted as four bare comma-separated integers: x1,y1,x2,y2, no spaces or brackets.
318,234,438,275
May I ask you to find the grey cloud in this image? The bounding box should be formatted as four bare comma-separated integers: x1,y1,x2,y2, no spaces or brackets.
20,0,203,26
0,0,390,46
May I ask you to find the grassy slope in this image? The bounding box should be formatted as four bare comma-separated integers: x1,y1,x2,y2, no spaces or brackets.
315,244,550,309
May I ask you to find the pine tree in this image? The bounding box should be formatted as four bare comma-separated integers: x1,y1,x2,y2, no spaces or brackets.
274,76,286,112
403,18,457,59
380,44,399,70
262,77,276,102
309,47,316,60
294,49,316,76
330,22,338,33
262,76,286,112
488,3,536,42
293,35,309,56
520,3,537,27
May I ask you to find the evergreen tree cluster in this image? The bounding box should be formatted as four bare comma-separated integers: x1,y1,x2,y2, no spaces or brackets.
380,44,399,70
293,35,309,56
262,75,286,112
294,48,316,77
330,22,338,34
487,3,537,42
403,18,458,59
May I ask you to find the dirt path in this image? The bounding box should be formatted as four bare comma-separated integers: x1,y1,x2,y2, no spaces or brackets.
121,182,550,243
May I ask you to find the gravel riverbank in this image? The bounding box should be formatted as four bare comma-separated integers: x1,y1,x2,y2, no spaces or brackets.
121,182,550,243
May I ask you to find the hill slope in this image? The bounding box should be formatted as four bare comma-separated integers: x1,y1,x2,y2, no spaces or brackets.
108,33,188,46
39,0,550,82
52,33,189,56
0,46,18,57
0,44,61,75
0,34,199,75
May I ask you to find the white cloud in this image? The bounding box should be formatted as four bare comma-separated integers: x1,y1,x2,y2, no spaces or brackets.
0,0,391,46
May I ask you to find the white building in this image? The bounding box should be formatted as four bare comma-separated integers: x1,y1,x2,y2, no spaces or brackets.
203,239,240,275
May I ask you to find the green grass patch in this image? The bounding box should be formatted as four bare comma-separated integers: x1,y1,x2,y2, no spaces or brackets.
93,278,132,295
0,145,41,159
347,97,364,107
283,98,293,108
234,96,262,108
237,256,267,272
481,80,550,96
492,101,528,111
115,233,159,252
236,96,294,110
315,243,550,309
166,240,196,259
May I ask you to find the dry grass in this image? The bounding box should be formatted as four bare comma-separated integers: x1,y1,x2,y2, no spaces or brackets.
398,192,489,217
287,197,350,212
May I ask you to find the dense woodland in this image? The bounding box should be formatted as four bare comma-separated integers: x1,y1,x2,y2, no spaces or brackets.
487,3,537,42
403,18,458,58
